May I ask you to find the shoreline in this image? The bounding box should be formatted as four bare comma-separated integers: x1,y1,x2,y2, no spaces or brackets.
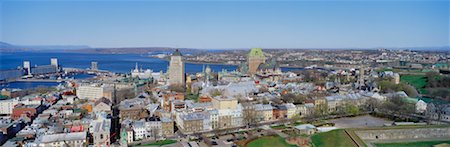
147,56,307,69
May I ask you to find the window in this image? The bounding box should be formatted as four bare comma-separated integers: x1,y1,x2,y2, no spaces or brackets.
100,134,104,139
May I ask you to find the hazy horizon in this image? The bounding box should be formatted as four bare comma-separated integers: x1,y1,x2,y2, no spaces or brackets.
1,0,449,49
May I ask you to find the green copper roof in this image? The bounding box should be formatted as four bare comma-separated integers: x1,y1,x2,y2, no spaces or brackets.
248,48,265,58
172,49,182,56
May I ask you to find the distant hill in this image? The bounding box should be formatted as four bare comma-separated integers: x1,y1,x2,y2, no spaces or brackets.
1,41,448,53
397,46,450,51
0,41,91,52
0,42,14,48
67,47,206,54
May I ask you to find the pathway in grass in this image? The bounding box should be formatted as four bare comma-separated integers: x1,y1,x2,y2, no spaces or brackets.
311,129,358,147
375,140,450,147
133,139,177,146
247,136,297,147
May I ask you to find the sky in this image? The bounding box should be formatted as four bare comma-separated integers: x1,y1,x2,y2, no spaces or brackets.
1,0,449,49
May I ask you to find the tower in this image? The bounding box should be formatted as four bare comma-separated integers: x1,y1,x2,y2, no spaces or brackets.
23,61,31,76
394,73,400,84
247,48,266,75
168,49,185,86
91,61,98,71
50,58,58,67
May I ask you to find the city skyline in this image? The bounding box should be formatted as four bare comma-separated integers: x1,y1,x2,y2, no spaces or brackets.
1,0,449,49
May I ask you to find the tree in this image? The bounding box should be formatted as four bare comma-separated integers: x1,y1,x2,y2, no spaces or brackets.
363,98,380,112
290,114,302,125
168,84,185,92
381,95,415,116
378,80,401,93
430,88,450,100
211,89,222,97
281,93,295,103
313,103,328,117
281,93,307,104
344,103,360,116
378,80,419,97
293,94,307,104
242,105,258,127
400,84,419,97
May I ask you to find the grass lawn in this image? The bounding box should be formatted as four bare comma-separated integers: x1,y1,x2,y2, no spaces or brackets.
270,125,288,129
311,129,357,147
293,121,304,126
185,94,199,102
247,136,297,147
134,139,177,146
375,140,450,147
400,75,427,94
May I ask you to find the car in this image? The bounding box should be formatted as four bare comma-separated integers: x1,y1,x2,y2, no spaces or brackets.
211,141,218,145
226,139,234,142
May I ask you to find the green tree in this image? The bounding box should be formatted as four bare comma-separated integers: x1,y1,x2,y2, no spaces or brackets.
313,103,328,117
344,104,360,115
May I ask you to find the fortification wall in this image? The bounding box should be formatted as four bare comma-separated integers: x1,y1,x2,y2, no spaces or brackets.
355,127,450,141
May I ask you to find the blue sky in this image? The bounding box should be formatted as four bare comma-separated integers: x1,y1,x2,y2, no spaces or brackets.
1,0,449,49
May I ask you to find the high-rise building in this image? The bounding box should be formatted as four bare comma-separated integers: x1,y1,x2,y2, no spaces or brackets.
168,49,185,86
91,61,98,71
23,61,31,76
247,48,266,75
50,58,58,67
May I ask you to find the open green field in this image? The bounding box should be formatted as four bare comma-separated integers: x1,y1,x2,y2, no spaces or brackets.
247,136,297,147
133,139,177,146
375,140,450,147
185,94,199,102
270,125,289,129
311,129,357,147
400,75,427,94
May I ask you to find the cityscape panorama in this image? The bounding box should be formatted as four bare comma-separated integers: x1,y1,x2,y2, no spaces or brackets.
0,0,449,147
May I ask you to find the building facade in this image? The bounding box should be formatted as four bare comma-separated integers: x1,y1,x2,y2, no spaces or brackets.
76,84,112,101
168,49,185,86
248,48,266,75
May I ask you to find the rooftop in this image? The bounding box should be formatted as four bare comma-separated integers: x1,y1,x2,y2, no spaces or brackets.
181,112,209,121
39,132,86,143
248,48,265,58
172,49,182,56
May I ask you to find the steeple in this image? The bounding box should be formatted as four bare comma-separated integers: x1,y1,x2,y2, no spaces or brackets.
133,62,139,72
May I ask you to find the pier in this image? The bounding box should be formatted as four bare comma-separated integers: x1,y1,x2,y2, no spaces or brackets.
15,79,64,82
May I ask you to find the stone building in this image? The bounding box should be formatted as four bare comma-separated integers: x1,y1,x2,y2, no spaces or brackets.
247,48,266,75
177,112,209,133
218,109,232,129
90,118,111,147
168,49,185,86
119,106,148,121
11,104,42,120
211,96,238,110
161,117,174,137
